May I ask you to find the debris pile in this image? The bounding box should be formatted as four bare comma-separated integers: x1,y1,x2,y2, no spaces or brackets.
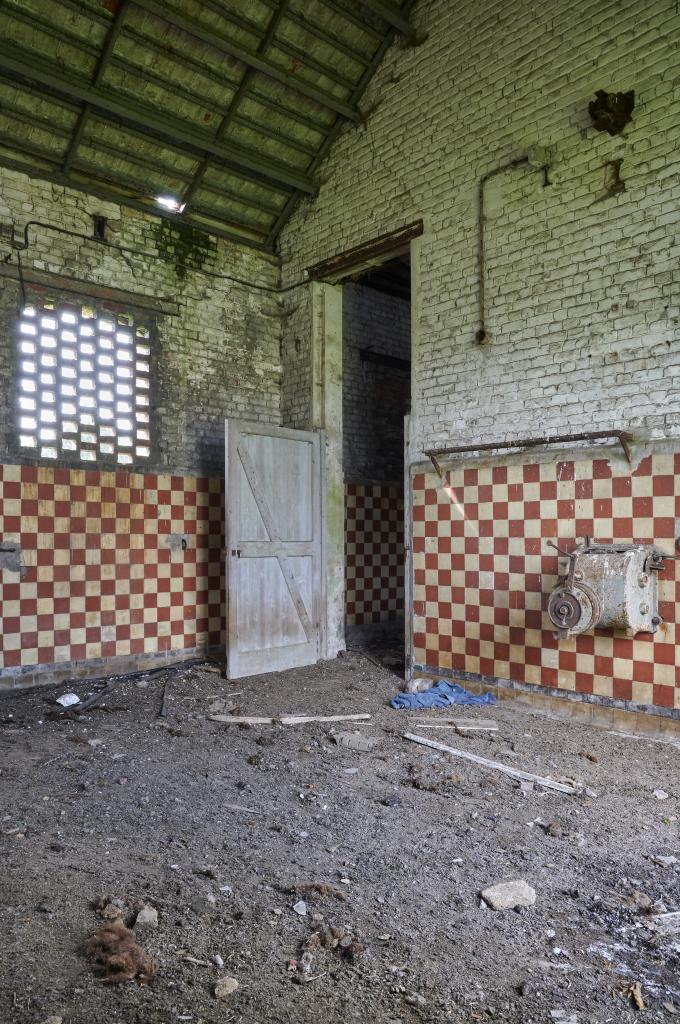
81,919,156,986
291,923,364,982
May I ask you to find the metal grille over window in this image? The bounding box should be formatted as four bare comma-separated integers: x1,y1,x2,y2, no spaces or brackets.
16,299,152,465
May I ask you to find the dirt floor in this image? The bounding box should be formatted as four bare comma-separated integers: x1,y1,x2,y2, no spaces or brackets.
1,654,680,1024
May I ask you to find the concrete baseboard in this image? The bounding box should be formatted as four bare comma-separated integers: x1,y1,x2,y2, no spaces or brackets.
411,664,680,739
0,645,225,692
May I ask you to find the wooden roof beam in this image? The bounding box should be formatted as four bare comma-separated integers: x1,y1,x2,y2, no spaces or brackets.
62,0,131,173
133,0,361,124
183,0,291,209
354,0,425,44
0,44,317,195
267,0,420,244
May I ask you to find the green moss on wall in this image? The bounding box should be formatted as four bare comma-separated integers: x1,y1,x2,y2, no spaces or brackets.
152,220,217,280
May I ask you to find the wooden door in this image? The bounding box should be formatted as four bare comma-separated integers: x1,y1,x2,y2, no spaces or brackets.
225,420,323,679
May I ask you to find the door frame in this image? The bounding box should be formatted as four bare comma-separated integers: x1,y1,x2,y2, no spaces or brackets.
308,224,423,667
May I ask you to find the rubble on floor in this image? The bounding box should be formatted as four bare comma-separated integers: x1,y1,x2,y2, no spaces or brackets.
1,653,679,1023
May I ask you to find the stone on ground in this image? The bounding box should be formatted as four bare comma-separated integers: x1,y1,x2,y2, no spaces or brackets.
481,879,537,910
215,976,239,999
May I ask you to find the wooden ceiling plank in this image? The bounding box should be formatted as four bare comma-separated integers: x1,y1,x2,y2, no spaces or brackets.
62,0,132,174
0,43,316,194
133,0,361,123
182,0,292,209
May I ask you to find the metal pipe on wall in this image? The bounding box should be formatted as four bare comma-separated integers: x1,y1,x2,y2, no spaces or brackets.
475,155,549,345
424,429,634,475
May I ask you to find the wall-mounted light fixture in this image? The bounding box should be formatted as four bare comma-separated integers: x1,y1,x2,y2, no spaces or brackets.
156,196,186,214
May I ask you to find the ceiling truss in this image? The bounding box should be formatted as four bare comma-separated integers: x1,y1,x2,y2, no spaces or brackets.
0,0,420,251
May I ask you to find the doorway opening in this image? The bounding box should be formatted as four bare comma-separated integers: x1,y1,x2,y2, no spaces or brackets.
341,255,411,676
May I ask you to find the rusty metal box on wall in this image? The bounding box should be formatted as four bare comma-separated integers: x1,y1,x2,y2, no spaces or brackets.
547,539,670,639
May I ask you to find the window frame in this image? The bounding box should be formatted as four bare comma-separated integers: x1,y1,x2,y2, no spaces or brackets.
10,286,158,471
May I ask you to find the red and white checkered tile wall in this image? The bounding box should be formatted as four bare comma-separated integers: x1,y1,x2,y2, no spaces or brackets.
0,463,224,680
412,453,680,711
345,483,404,626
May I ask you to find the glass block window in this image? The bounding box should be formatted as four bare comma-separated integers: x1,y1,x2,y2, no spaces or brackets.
16,298,152,465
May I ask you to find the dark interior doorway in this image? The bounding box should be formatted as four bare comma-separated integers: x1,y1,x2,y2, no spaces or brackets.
341,255,411,675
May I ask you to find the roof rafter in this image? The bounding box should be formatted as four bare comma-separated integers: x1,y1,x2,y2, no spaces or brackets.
197,0,359,91
354,0,418,39
0,79,286,217
267,0,420,247
62,0,131,174
133,0,361,124
42,1,334,135
0,0,413,247
124,23,330,135
320,0,383,41
256,0,373,67
0,153,272,251
4,4,318,164
183,0,291,209
0,43,316,195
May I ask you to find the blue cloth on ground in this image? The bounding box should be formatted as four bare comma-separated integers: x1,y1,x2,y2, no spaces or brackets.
390,680,496,710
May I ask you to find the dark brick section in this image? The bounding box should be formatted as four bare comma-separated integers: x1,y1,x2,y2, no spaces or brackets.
343,283,410,485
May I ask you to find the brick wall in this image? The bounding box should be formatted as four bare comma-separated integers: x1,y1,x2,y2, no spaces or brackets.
0,168,281,685
278,0,680,712
0,167,281,477
279,0,680,454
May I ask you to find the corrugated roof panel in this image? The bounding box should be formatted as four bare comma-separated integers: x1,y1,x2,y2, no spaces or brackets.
0,0,419,248
0,119,66,164
200,165,289,213
0,81,78,134
85,120,200,179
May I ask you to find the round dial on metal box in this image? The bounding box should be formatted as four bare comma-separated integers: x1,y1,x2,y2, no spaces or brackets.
548,586,599,634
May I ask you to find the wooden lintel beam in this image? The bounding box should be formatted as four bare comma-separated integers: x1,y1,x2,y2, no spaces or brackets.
0,262,180,316
307,220,423,281
359,348,411,371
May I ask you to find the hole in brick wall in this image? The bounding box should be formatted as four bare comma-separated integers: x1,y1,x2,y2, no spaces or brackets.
93,215,107,241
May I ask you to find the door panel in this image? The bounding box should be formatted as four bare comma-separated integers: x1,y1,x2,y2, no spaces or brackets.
225,420,322,679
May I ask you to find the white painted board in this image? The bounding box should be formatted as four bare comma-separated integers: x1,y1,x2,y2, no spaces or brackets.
225,420,323,679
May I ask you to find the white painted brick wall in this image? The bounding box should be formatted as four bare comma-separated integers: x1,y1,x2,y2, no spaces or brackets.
0,167,281,476
278,0,680,457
